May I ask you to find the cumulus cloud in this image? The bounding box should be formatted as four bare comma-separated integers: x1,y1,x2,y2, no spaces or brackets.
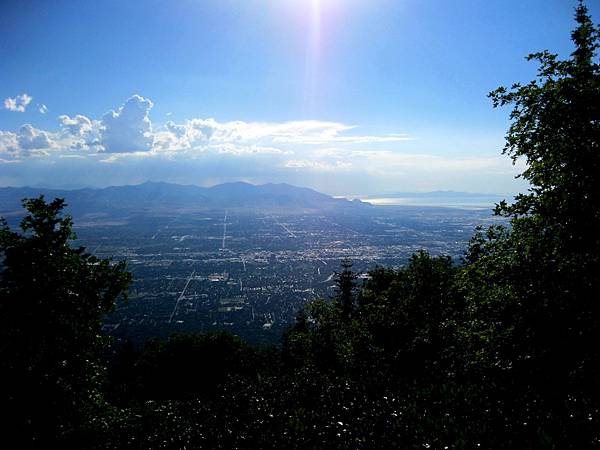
0,131,19,161
0,125,55,160
60,114,94,136
100,95,154,153
59,114,101,151
4,94,33,112
17,124,53,154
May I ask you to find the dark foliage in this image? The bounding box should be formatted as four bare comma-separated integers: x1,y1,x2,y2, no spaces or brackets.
334,258,358,317
0,197,131,446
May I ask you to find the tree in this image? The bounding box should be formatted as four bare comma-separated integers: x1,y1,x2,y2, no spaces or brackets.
334,259,358,316
460,2,600,445
490,1,599,244
0,197,131,446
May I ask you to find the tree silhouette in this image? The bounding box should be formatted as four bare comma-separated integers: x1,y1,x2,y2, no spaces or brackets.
334,259,358,316
0,196,131,446
460,2,600,444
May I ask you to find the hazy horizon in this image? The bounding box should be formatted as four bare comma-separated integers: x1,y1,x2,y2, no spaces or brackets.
0,178,517,199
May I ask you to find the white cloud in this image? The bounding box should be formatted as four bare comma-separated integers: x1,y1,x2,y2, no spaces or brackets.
0,125,55,160
4,94,33,112
60,114,94,136
0,131,19,161
2,95,409,160
17,124,53,155
59,114,101,152
165,121,188,139
100,95,154,153
39,104,48,114
155,118,407,155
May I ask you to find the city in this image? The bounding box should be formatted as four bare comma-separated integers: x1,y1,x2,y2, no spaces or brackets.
69,204,499,345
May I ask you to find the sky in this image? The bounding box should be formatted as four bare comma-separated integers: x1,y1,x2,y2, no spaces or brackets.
0,0,597,195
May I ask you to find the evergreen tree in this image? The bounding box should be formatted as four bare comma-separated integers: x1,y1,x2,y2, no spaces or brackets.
0,197,131,446
335,259,358,316
460,2,600,445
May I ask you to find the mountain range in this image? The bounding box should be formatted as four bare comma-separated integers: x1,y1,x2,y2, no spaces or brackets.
0,181,369,217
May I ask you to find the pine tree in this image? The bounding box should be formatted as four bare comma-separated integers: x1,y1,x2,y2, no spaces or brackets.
0,197,131,446
335,259,358,317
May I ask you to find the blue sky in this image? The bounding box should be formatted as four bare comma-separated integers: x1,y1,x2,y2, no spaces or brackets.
0,0,597,195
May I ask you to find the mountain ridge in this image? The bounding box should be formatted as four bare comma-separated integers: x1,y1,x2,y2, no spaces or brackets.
0,181,369,216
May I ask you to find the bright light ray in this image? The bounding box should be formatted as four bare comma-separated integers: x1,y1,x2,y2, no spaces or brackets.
303,0,323,115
